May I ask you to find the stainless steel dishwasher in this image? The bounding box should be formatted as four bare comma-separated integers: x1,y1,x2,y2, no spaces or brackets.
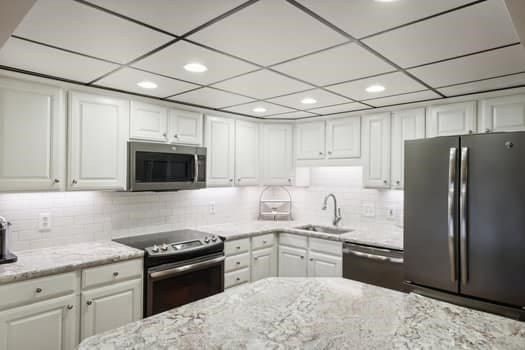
343,242,405,292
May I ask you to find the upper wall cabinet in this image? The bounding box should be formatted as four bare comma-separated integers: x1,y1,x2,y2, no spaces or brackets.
427,101,476,137
0,78,65,192
69,92,129,191
130,101,168,142
168,109,203,145
391,108,425,189
326,117,361,159
261,124,294,186
295,121,325,160
205,116,235,187
362,112,391,188
480,94,525,133
235,120,259,186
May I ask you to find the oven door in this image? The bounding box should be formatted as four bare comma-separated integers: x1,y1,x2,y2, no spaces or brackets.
146,253,224,317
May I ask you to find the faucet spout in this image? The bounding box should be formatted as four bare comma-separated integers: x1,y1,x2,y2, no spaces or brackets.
322,193,343,226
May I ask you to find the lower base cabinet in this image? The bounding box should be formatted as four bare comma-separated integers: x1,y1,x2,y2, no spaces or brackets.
308,251,342,277
278,246,307,277
251,247,276,282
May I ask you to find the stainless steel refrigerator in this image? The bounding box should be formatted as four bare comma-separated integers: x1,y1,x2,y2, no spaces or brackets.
404,132,525,320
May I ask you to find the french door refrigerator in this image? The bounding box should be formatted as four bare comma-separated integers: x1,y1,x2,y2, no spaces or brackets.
404,132,525,320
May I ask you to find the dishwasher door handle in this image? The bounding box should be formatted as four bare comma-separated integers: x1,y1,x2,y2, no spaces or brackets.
343,248,403,264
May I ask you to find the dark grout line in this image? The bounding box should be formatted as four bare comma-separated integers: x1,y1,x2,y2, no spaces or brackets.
266,40,353,68
360,89,434,103
436,70,525,89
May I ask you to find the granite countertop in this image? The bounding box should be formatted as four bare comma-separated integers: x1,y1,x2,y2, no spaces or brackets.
79,277,525,350
0,241,143,285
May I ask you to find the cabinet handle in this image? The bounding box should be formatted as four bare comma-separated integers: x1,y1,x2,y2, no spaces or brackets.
468,130,473,134
263,241,267,244
396,180,400,185
229,179,233,182
328,151,332,155
300,255,304,259
35,287,42,293
236,246,241,250
162,133,167,138
383,180,388,185
86,300,93,306
309,258,314,261
66,305,74,310
113,272,119,277
53,179,60,184
318,152,323,155
174,134,179,138
485,128,491,133
237,178,241,183
236,261,241,265
236,277,240,281
254,257,258,260
72,179,78,185
288,178,292,183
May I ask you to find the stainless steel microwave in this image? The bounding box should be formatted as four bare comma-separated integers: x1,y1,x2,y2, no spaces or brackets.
128,141,206,191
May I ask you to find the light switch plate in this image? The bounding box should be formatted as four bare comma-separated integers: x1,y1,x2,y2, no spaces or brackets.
361,203,375,217
39,212,52,231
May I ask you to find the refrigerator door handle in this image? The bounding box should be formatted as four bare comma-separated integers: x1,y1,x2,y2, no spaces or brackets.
460,147,469,284
448,147,458,282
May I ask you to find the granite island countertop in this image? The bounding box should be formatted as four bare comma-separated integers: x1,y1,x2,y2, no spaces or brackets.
79,277,525,350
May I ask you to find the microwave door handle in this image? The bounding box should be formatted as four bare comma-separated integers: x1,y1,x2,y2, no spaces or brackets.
149,255,225,281
194,154,198,183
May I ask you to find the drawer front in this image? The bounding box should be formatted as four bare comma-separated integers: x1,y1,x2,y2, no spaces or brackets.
225,268,250,288
224,238,250,256
309,237,342,256
225,253,250,272
252,234,275,250
0,272,78,310
279,233,307,249
82,259,142,289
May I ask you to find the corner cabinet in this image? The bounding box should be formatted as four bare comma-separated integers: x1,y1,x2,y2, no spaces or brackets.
68,92,129,191
362,112,391,188
234,120,259,186
427,101,476,137
480,94,525,133
205,116,235,187
261,124,294,185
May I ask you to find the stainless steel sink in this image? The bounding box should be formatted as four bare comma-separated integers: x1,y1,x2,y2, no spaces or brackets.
294,224,352,235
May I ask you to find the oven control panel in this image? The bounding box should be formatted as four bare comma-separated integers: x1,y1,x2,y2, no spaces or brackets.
145,235,220,256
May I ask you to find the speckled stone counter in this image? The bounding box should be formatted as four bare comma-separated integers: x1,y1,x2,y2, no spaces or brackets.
79,278,525,350
0,241,143,284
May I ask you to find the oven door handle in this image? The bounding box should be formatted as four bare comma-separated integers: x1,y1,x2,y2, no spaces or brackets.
343,248,403,264
149,255,225,280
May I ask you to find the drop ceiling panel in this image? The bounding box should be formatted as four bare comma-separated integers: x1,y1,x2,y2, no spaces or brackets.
96,68,198,98
212,69,312,99
224,101,294,117
87,0,246,36
132,40,258,85
272,43,395,86
364,0,519,68
13,0,173,64
409,45,525,87
268,111,318,119
438,73,525,96
268,89,350,110
0,38,119,83
307,102,370,115
170,87,254,109
365,90,441,107
188,0,348,66
327,72,426,101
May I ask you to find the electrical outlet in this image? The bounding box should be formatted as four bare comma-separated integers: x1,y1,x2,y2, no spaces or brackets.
386,206,396,220
209,202,216,215
39,213,52,231
361,203,375,217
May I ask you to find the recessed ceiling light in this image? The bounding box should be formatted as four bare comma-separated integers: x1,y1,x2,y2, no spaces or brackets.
301,97,317,105
365,85,385,93
253,107,267,113
137,81,158,89
184,62,208,73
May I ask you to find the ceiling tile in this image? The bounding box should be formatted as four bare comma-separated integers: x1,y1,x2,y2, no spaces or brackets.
96,68,199,98
223,101,294,117
326,72,426,101
272,43,395,86
87,0,246,36
364,0,519,67
188,0,348,66
267,111,318,119
365,90,441,107
438,73,525,96
0,38,118,83
296,0,473,38
408,45,525,87
169,87,254,109
268,89,350,110
13,0,172,64
132,40,258,85
212,69,312,99
307,102,370,115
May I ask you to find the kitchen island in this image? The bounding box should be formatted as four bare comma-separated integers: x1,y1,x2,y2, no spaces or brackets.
78,278,525,349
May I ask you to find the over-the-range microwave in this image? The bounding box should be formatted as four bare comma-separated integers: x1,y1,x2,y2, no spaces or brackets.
128,141,206,191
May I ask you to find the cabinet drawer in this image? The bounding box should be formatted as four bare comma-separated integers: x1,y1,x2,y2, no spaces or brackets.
279,233,307,248
309,238,342,256
225,268,250,288
252,234,274,250
224,238,250,256
0,272,78,310
225,253,250,272
82,259,142,289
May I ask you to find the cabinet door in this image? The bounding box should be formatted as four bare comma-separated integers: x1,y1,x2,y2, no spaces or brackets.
391,108,425,189
480,94,525,132
326,116,360,159
205,116,235,186
308,251,342,277
251,247,276,282
295,121,325,160
68,92,129,191
130,101,168,142
261,124,294,185
362,112,391,188
278,245,307,277
168,109,203,145
427,101,476,137
0,78,65,192
0,294,78,350
235,120,259,186
81,279,142,340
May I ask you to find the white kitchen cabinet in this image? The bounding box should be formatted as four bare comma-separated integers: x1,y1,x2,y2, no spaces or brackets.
326,116,361,159
251,247,276,282
68,92,129,191
295,121,325,160
427,101,476,137
362,112,391,188
235,120,259,186
308,251,342,277
261,124,294,185
205,116,235,187
0,78,65,192
168,109,203,145
278,245,307,277
480,94,525,132
130,101,168,142
391,108,425,189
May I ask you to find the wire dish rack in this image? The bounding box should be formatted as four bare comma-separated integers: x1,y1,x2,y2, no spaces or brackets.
258,186,293,221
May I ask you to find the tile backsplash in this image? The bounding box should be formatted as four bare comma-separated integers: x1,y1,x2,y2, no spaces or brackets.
0,167,403,251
